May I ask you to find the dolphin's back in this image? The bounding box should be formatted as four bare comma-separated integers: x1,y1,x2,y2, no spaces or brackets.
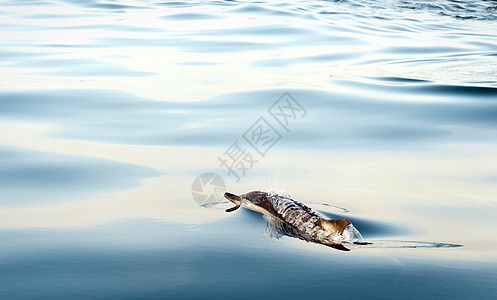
268,194,326,236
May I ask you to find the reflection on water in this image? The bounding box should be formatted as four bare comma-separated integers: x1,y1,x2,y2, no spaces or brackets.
0,145,161,206
1,0,497,298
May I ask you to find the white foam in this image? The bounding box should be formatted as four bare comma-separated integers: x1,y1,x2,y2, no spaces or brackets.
341,224,365,244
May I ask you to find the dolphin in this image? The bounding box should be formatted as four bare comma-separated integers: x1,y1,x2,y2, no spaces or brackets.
224,191,358,250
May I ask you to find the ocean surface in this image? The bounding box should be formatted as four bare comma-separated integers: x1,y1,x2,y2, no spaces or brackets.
1,0,497,298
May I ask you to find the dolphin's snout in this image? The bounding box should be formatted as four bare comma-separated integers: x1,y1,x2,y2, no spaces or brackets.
224,192,242,213
224,192,240,202
224,192,235,199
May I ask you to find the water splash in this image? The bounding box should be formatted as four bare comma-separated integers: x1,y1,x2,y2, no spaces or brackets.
342,224,366,244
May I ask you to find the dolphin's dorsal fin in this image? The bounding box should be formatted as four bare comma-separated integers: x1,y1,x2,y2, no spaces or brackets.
320,218,351,234
225,205,241,213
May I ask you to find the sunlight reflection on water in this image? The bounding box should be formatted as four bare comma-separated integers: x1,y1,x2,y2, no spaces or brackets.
1,0,497,298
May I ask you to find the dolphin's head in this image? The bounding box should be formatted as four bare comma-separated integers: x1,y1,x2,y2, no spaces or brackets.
241,191,267,202
224,191,267,212
224,192,242,205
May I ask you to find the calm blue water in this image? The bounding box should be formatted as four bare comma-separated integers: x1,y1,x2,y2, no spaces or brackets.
1,0,497,298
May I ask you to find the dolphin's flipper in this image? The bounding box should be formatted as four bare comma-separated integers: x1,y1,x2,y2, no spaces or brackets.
328,243,350,252
225,205,241,212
